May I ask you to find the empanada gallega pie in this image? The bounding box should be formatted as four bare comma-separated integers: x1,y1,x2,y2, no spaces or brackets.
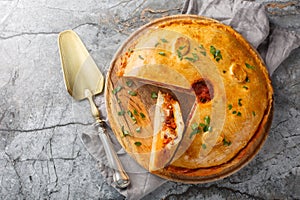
106,15,273,183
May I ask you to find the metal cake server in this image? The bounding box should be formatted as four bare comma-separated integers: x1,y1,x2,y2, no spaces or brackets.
58,30,130,188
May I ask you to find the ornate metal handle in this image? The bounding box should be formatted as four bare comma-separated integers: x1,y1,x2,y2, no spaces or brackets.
86,89,130,188
94,122,130,188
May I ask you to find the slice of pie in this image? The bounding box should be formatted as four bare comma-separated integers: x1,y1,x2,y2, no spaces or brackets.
149,91,184,172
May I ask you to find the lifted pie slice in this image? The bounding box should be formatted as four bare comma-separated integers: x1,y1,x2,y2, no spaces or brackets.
149,91,184,172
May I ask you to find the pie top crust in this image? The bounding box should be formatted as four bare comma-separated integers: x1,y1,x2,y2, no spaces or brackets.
106,15,273,182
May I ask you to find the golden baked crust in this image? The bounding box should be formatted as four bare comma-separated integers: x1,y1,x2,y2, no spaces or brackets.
105,15,273,183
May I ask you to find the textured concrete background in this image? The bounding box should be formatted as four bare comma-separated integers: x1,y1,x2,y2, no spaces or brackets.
0,0,299,199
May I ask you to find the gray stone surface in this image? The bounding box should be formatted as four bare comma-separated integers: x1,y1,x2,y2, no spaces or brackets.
0,0,299,199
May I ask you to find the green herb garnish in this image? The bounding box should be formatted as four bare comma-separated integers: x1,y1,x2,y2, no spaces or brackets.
199,45,206,56
223,137,231,146
112,86,122,94
127,111,137,123
189,128,201,139
189,123,201,138
237,112,242,116
177,49,183,60
232,111,237,114
238,98,242,106
127,110,133,117
191,123,199,130
202,143,207,149
133,109,138,115
203,126,209,132
121,126,131,137
243,85,248,90
161,38,168,43
140,112,146,119
155,42,160,47
204,116,210,125
192,53,199,61
245,76,250,83
252,111,256,116
136,127,141,133
210,45,222,62
128,90,137,96
151,92,158,99
184,53,199,62
228,104,233,110
138,55,144,60
202,116,212,132
158,52,166,56
126,80,133,87
118,110,125,116
134,141,142,146
179,45,186,50
189,116,212,138
245,63,255,70
184,57,196,62
199,123,206,127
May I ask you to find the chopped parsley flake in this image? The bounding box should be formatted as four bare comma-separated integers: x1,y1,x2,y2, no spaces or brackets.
210,46,222,62
189,115,212,138
138,55,144,60
112,86,122,94
133,109,138,115
238,98,242,106
126,80,133,87
134,141,142,146
161,38,168,43
140,112,146,119
198,45,206,56
151,92,158,99
184,57,195,62
128,90,137,96
158,52,166,56
245,63,255,70
202,143,207,149
228,104,233,110
189,128,201,139
184,53,199,62
223,137,231,146
246,76,250,83
127,111,137,123
243,85,248,90
179,45,186,50
177,49,183,60
237,111,242,116
232,111,237,114
118,110,125,116
252,111,256,116
204,116,210,125
192,53,199,61
191,123,199,130
121,126,131,137
136,127,141,133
